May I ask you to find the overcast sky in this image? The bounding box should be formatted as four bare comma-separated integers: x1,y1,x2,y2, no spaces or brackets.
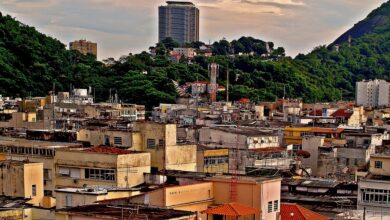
0,0,387,60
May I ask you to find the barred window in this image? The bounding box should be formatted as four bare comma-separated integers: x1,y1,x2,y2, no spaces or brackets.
268,201,272,213
114,137,122,145
274,200,279,212
147,139,156,149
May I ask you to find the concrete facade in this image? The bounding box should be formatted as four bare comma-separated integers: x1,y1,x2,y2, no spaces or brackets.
0,161,44,206
55,187,138,209
54,148,151,189
208,175,282,220
356,79,390,108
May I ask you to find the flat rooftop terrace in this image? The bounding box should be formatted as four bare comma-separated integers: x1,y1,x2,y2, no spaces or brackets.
0,136,81,149
58,204,196,220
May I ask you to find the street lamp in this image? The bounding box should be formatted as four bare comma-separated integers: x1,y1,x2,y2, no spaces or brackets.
290,212,294,220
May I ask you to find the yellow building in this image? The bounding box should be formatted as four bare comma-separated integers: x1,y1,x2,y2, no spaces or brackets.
19,98,46,112
54,146,151,189
78,122,197,172
55,187,140,209
0,137,81,196
369,154,390,176
137,122,197,172
0,160,44,206
197,147,229,173
284,126,344,145
77,128,140,149
128,182,213,219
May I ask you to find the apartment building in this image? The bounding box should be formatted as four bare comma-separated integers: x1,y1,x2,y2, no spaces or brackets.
159,1,199,44
172,47,196,58
284,127,344,145
207,175,282,220
78,122,197,172
356,79,390,108
127,182,213,219
54,146,151,189
358,154,390,214
199,127,282,173
0,160,44,206
0,137,81,196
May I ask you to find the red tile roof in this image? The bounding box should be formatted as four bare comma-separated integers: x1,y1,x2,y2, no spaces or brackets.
239,98,250,104
201,203,259,216
83,146,132,155
281,203,329,220
308,110,322,116
331,109,353,118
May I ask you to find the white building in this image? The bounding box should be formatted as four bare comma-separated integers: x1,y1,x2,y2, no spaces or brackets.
357,154,390,216
172,48,196,58
356,80,390,108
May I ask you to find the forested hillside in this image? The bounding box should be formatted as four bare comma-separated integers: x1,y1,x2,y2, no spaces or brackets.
0,1,389,109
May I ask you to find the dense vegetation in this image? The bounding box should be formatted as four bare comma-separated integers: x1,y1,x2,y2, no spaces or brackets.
0,1,389,109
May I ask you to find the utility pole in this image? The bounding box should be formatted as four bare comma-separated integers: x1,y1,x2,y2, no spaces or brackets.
226,65,229,103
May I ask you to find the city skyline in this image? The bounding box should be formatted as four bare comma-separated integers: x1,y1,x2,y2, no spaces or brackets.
0,0,387,60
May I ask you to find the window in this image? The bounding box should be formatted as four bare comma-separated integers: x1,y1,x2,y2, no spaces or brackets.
104,135,110,145
274,200,279,212
114,137,122,145
70,168,81,178
375,161,383,169
58,167,80,178
59,167,70,176
158,139,164,147
44,169,52,180
85,168,115,181
204,157,229,165
32,185,36,196
66,194,72,207
361,188,390,204
147,139,156,149
268,201,272,213
44,190,52,196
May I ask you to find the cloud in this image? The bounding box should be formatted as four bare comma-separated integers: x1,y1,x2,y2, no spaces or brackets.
0,0,387,59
